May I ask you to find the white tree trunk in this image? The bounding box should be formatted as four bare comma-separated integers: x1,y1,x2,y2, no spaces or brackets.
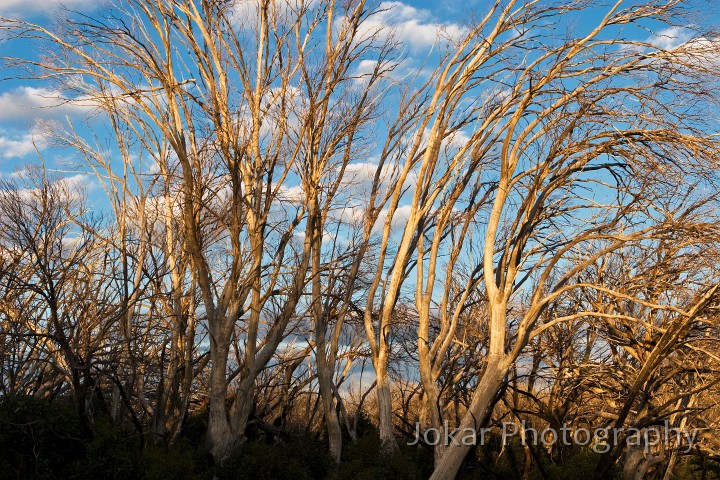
207,339,234,461
375,364,398,452
317,350,343,462
430,362,507,480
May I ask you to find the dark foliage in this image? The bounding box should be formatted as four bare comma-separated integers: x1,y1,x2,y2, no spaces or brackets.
1,396,717,480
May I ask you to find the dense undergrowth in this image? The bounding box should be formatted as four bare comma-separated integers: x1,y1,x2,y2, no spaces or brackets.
0,395,717,480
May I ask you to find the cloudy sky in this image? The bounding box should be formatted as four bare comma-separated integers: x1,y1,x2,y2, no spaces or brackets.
0,0,713,197
0,0,472,182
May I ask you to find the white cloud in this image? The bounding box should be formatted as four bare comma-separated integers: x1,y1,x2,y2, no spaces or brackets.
643,27,720,67
0,171,96,215
229,0,467,53
335,160,397,205
0,131,44,159
445,129,471,148
58,173,96,191
0,0,99,18
231,0,319,29
416,126,472,151
675,36,720,66
648,27,694,51
351,1,467,51
0,87,92,122
352,59,383,85
388,203,413,230
344,161,385,184
278,184,305,204
351,56,429,85
340,369,377,396
365,203,413,234
335,201,414,236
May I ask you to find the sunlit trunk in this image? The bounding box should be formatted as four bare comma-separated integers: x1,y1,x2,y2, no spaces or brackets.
317,345,343,462
420,386,446,464
230,376,256,443
429,362,507,480
207,335,233,462
374,361,398,452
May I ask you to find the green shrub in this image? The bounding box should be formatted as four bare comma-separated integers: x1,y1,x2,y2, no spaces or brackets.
671,456,720,480
0,395,84,480
143,440,199,480
66,419,143,479
215,434,333,480
338,424,430,480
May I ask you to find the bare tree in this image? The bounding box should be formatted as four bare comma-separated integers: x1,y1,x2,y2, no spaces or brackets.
0,169,127,437
411,1,720,477
2,1,720,477
0,0,424,461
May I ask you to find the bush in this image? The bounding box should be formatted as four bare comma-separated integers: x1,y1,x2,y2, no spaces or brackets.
214,434,333,480
0,396,673,480
0,395,84,480
338,417,432,480
143,439,200,480
671,456,720,480
65,418,143,479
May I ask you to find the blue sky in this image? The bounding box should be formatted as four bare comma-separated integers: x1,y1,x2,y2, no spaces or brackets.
0,0,480,198
0,0,717,198
0,2,417,179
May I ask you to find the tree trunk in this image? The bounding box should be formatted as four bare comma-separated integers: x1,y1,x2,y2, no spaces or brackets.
317,348,343,462
207,338,233,462
419,385,445,464
623,444,662,480
429,362,507,480
375,363,398,452
322,388,343,463
230,376,256,442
